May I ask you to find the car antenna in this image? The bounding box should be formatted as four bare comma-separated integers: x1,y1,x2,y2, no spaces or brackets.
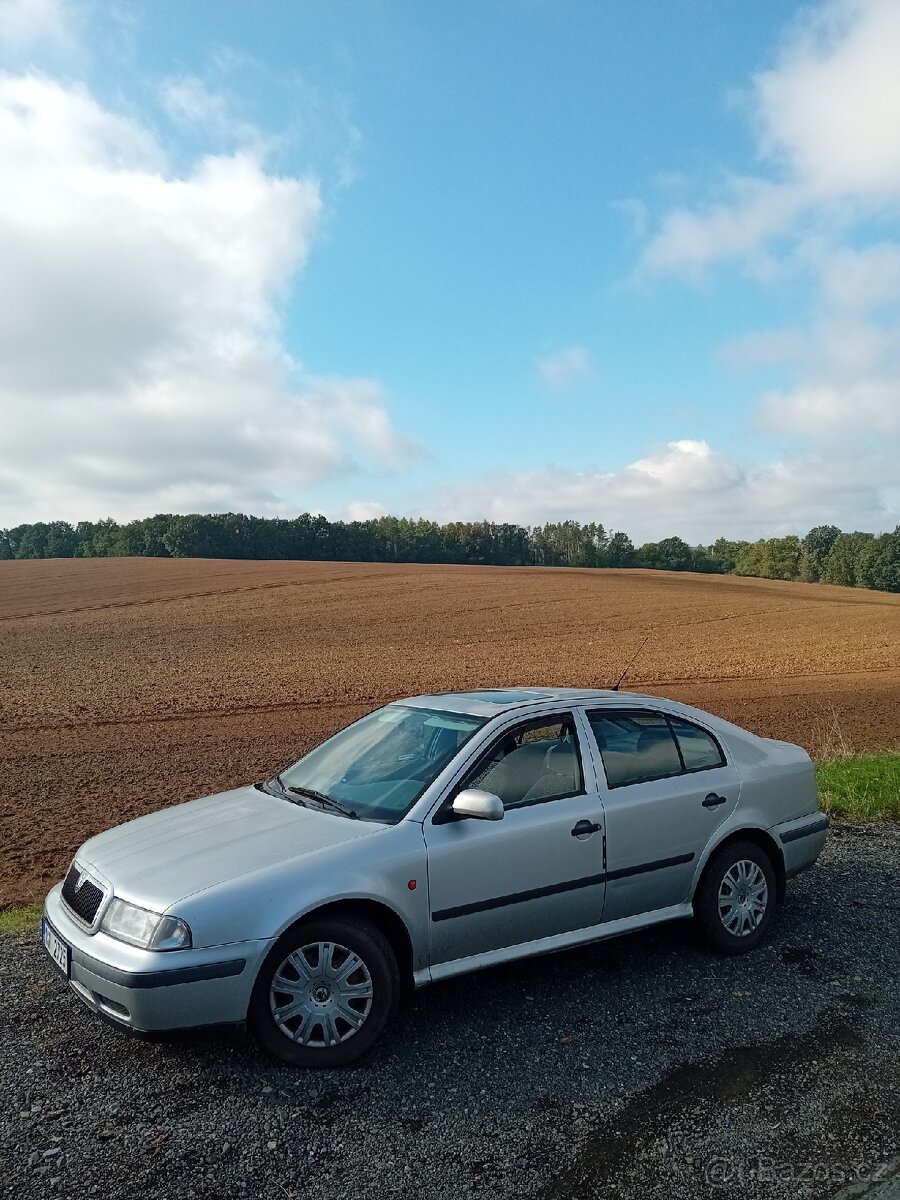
610,634,650,692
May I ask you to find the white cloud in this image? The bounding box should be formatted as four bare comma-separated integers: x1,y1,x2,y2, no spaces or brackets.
426,439,898,543
753,0,900,200
810,240,900,312
0,73,416,524
626,439,744,494
720,237,900,382
718,328,809,370
641,177,803,278
0,0,73,56
161,76,232,129
760,379,900,435
635,0,900,520
344,501,388,522
160,75,266,152
642,0,900,276
536,345,592,391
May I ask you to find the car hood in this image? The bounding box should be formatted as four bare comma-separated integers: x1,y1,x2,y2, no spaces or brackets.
76,785,384,912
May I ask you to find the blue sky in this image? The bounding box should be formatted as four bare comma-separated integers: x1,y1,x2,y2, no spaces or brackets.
1,0,898,540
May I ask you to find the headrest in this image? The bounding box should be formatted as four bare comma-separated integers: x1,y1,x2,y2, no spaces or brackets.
636,726,669,753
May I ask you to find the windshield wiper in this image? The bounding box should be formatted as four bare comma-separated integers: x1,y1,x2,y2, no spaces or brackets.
256,775,290,799
260,774,319,810
287,785,358,820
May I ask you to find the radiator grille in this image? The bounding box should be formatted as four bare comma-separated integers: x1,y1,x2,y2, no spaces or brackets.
61,863,105,925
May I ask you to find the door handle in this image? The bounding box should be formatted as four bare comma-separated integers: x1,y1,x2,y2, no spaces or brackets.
571,819,602,837
702,792,727,808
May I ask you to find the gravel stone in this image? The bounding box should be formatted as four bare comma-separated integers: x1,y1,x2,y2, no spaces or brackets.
1,825,898,1199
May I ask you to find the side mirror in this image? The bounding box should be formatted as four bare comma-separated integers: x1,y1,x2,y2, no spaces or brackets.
451,789,504,821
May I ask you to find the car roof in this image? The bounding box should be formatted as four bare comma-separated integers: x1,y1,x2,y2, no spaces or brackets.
397,687,657,718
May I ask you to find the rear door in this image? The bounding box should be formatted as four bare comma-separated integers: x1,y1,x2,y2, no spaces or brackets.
423,711,607,967
583,708,740,924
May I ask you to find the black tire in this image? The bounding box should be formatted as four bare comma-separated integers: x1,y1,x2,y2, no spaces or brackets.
248,917,399,1067
694,839,776,954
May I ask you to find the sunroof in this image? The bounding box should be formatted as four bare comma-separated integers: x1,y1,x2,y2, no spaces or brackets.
459,689,548,705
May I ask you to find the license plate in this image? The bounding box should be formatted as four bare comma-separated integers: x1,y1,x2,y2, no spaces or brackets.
41,918,70,979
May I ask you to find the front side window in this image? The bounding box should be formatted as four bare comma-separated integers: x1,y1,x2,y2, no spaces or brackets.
587,710,726,788
278,705,486,823
462,716,584,809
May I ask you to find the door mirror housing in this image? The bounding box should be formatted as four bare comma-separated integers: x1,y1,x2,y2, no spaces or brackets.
451,789,505,821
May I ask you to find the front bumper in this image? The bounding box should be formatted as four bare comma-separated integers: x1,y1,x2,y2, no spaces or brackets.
43,883,272,1032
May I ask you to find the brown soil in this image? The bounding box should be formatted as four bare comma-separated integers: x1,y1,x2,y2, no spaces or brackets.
2,557,898,905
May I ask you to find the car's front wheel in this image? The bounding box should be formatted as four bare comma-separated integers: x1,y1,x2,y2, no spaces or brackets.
695,839,776,953
249,916,398,1067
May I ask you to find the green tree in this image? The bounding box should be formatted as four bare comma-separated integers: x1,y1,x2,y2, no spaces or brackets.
638,536,695,571
870,527,900,593
710,537,750,573
1,510,897,596
800,524,841,582
13,521,77,558
734,540,766,578
767,535,802,581
575,522,608,568
823,532,878,588
605,531,635,567
734,536,801,581
74,518,124,557
118,514,174,556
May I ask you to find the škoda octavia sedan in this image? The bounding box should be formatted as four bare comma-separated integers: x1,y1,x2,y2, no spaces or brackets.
43,688,828,1066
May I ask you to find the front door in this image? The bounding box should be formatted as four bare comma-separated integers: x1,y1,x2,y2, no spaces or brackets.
424,713,607,967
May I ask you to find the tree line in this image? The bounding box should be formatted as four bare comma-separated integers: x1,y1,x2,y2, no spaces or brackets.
1,513,899,593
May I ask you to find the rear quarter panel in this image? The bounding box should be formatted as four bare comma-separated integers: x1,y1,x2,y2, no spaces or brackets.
728,733,820,827
684,722,824,895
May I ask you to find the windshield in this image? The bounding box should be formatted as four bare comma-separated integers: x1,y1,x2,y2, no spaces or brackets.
276,704,487,824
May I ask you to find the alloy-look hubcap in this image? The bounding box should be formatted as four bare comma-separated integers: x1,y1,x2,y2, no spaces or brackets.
270,941,374,1047
718,859,768,937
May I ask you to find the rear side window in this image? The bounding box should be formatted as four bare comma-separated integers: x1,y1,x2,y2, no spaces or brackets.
587,710,725,788
588,712,680,786
668,715,726,771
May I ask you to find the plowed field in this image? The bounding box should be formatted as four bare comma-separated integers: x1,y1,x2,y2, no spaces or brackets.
2,557,899,904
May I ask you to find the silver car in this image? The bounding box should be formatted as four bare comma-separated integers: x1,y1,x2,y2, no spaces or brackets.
42,688,829,1066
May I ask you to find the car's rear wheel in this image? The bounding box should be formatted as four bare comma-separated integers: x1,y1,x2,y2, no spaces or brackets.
695,839,776,953
249,917,398,1067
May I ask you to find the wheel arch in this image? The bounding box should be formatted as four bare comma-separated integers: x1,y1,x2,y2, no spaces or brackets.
260,898,415,997
692,826,786,906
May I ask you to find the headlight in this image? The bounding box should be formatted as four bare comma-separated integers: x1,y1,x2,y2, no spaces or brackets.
100,898,192,951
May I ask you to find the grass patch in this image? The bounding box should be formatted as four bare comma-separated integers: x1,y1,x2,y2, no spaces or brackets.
0,904,43,936
816,752,900,823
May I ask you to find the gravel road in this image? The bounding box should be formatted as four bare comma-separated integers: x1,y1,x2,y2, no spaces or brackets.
2,825,899,1200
